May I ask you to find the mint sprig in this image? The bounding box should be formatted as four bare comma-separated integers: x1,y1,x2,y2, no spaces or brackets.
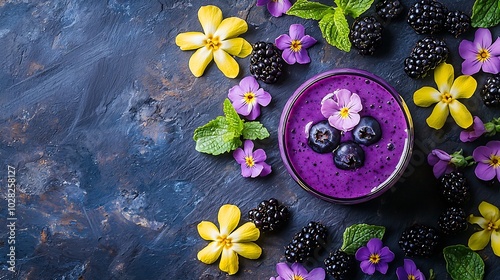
287,0,374,51
341,224,386,254
471,0,500,28
443,245,485,280
193,99,269,155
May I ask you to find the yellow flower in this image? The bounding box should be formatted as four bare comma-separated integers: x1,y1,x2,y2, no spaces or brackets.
175,5,252,78
413,62,477,129
197,204,261,275
468,201,500,257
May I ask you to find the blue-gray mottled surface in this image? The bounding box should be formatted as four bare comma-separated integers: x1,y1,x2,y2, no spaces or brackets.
0,0,499,279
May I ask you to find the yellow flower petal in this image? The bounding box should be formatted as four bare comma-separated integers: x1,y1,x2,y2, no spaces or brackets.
450,75,477,99
198,5,222,35
197,241,223,264
449,100,473,128
237,39,252,58
426,102,449,129
468,230,491,251
229,222,260,242
479,201,500,222
198,221,220,241
175,32,206,50
218,204,240,236
220,38,244,56
213,50,239,78
214,17,248,41
468,215,490,229
219,247,239,275
434,62,453,93
413,86,442,107
491,230,500,256
189,47,213,77
231,242,262,259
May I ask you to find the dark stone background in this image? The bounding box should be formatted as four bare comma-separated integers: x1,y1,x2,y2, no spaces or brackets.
0,0,499,279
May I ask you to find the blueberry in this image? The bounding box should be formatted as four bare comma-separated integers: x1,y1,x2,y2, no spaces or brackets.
353,116,382,146
334,141,365,170
307,120,340,154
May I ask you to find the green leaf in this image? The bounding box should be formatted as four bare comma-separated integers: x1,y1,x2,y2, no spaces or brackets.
286,0,335,20
334,0,374,18
471,0,500,28
223,98,243,135
319,8,351,52
242,121,270,140
443,245,485,280
341,224,385,255
193,116,242,155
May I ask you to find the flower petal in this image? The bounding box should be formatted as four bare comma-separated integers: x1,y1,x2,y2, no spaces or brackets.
482,57,500,74
335,89,354,107
306,267,326,279
276,262,293,279
403,259,417,275
449,100,473,128
426,102,449,129
396,267,407,280
237,39,252,58
176,32,206,50
462,59,482,75
486,140,500,152
214,17,248,40
468,215,489,229
250,164,264,177
360,260,376,275
256,89,272,106
267,0,291,17
198,221,220,240
239,76,260,93
475,162,496,181
289,24,305,40
229,222,260,242
300,35,317,49
252,149,267,163
213,49,239,78
241,165,252,177
468,229,491,251
295,49,311,64
197,241,223,264
275,34,291,50
434,62,453,94
282,48,297,65
220,38,244,56
231,242,262,259
218,204,240,236
246,105,260,120
413,87,441,107
233,148,246,164
256,0,269,6
348,92,363,113
433,160,453,178
219,247,239,275
243,140,254,155
291,262,308,277
260,162,272,177
459,40,479,60
355,246,371,261
376,261,389,274
379,247,395,262
478,201,500,221
489,37,500,56
476,28,492,48
491,230,500,256
366,238,383,253
473,145,494,162
189,47,213,77
198,5,222,35
450,75,477,99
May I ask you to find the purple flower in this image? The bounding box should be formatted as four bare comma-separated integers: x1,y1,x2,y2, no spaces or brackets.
396,259,426,280
256,0,291,17
228,76,271,120
473,140,500,181
460,116,486,142
271,262,325,280
320,89,363,132
355,238,394,275
233,140,271,178
275,24,317,65
459,28,500,75
427,149,454,178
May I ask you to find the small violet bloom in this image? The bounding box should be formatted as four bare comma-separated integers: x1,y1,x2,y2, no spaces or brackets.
460,116,486,142
228,76,271,120
473,140,500,182
233,140,271,178
468,201,500,256
459,28,500,75
256,0,291,17
275,24,317,65
321,89,363,132
270,262,325,280
355,238,395,275
427,149,454,178
396,259,426,280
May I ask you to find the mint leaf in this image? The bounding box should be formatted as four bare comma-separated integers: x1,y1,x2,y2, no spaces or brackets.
471,0,500,27
223,98,243,135
341,224,385,254
443,245,485,280
334,0,374,18
193,116,242,155
319,8,351,52
242,121,270,140
287,0,334,20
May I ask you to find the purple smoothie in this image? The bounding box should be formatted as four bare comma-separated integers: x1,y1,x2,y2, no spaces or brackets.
279,69,413,204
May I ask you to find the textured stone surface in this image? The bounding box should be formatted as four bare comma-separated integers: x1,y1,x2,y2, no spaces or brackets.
0,0,499,279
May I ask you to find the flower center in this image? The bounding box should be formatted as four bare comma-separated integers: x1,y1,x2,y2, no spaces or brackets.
245,156,255,167
292,276,304,280
477,48,490,62
487,221,498,231
489,155,500,168
217,234,232,248
205,34,221,50
369,253,381,264
339,107,350,118
441,92,453,103
290,40,302,52
243,92,256,105
408,275,416,280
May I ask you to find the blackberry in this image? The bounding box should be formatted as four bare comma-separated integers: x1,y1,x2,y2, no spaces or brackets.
440,171,470,206
349,16,384,56
444,11,471,37
480,76,500,107
399,224,441,257
248,198,290,232
438,207,468,235
324,250,356,280
407,0,448,34
376,0,404,21
404,37,449,79
284,221,328,263
249,41,285,84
